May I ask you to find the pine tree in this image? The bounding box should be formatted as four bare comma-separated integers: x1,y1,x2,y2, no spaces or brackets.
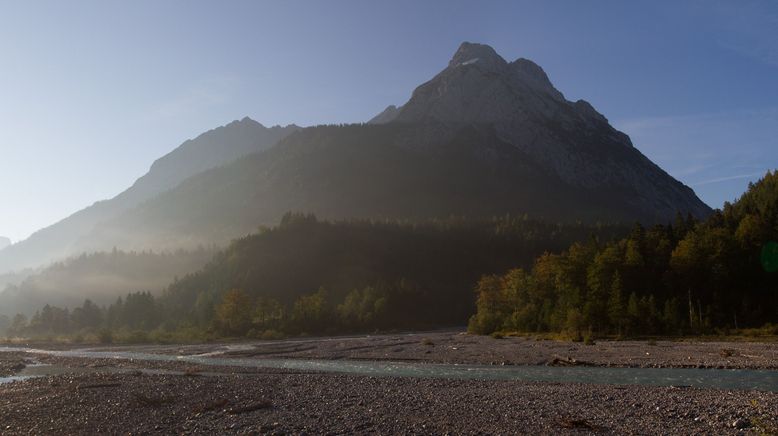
607,272,625,335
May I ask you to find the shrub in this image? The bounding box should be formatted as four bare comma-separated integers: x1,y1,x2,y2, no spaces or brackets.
260,329,285,340
583,328,595,345
125,330,149,344
98,329,113,344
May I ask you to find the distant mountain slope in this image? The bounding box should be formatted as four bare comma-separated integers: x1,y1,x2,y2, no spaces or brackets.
367,105,401,124
0,248,214,317
0,118,298,273
120,117,298,207
64,43,709,252
0,237,9,251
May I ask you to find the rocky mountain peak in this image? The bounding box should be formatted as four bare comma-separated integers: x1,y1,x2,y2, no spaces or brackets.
395,42,568,124
237,116,264,127
510,58,554,90
448,42,508,72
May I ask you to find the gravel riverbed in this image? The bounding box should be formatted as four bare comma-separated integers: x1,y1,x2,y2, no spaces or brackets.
1,366,776,435
0,351,36,377
1,332,776,434
129,331,778,370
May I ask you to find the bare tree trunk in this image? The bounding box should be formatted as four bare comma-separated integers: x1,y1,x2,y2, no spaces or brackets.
697,300,703,330
687,288,694,329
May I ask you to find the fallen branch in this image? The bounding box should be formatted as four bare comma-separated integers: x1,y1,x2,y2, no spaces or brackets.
560,418,600,430
194,398,230,413
76,382,122,390
132,392,177,408
547,355,593,367
227,400,273,415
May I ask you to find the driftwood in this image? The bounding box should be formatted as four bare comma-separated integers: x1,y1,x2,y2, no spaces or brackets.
194,398,230,413
547,355,593,367
560,418,600,431
76,382,122,390
131,392,177,408
227,400,273,415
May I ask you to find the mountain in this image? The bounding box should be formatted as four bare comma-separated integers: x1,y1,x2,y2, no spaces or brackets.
367,105,401,124
0,118,299,274
392,42,710,220
9,42,710,258
0,237,10,251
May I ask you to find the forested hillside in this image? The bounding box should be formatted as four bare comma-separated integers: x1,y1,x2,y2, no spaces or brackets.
469,171,778,338
3,215,625,339
8,172,775,343
160,214,624,334
0,248,214,318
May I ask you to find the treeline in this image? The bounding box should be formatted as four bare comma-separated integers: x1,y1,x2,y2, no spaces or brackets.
2,280,460,342
160,213,625,335
4,292,162,342
6,169,777,343
469,171,778,338
3,214,626,340
211,280,431,338
0,247,215,318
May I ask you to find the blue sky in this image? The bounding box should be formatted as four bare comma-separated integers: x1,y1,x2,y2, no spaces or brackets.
1,1,776,241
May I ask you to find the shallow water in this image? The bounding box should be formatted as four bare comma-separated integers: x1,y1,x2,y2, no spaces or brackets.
0,360,191,385
1,346,776,392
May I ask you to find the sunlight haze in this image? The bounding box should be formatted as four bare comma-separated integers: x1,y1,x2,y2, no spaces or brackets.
1,0,777,241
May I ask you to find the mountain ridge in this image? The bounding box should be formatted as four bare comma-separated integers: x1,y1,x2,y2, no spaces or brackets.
62,42,711,254
0,118,299,273
1,42,711,272
391,42,709,219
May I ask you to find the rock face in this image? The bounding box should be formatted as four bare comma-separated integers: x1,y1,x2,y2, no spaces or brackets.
0,119,299,273
393,42,710,220
0,237,10,251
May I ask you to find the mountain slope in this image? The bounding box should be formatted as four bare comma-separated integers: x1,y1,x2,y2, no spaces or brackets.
367,105,401,124
30,42,710,254
0,118,298,273
0,248,214,317
393,42,710,220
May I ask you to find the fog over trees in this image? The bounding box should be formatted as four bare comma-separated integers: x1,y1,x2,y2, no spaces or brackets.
6,172,777,342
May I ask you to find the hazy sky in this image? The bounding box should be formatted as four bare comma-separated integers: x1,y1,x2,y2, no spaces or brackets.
1,1,777,242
